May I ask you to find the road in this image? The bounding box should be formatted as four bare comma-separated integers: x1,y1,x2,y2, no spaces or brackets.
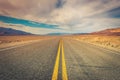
0,37,120,80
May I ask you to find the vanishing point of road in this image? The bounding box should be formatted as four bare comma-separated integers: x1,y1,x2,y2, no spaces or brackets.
0,37,120,80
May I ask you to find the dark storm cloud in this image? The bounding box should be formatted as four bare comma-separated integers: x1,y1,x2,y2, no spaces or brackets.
56,0,66,8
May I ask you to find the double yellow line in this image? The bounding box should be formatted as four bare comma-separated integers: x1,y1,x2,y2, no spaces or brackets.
52,39,68,80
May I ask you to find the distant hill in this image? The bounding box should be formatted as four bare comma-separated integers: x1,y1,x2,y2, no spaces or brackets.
0,27,32,35
47,33,70,35
47,32,88,35
90,28,120,36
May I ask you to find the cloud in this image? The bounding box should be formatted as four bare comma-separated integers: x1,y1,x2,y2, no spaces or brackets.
0,0,58,22
56,0,66,8
48,0,120,24
0,0,120,34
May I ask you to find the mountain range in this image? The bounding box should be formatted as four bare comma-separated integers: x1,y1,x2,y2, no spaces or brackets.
90,28,120,36
0,27,32,35
0,27,120,36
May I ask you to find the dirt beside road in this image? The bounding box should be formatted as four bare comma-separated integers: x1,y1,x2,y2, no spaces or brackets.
0,35,55,49
72,35,120,52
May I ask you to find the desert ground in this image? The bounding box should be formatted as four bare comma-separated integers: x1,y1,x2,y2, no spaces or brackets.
71,35,120,52
0,28,120,80
0,35,56,49
0,36,120,80
0,34,120,52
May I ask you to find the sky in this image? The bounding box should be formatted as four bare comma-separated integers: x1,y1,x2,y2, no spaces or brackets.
0,0,120,34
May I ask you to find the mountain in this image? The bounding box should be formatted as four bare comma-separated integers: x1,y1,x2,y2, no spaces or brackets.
47,32,88,35
0,27,32,35
90,28,120,36
47,33,71,35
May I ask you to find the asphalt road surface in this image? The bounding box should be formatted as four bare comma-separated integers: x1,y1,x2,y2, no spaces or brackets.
0,37,120,80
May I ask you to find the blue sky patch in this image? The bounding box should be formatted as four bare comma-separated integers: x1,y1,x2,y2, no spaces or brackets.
107,7,120,18
0,15,59,29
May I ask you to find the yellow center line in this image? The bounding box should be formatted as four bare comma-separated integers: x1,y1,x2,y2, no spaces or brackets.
52,40,61,80
52,39,68,80
61,40,68,80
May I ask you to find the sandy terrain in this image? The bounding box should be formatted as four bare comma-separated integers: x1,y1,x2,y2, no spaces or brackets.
72,35,120,52
0,35,54,49
0,33,120,52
